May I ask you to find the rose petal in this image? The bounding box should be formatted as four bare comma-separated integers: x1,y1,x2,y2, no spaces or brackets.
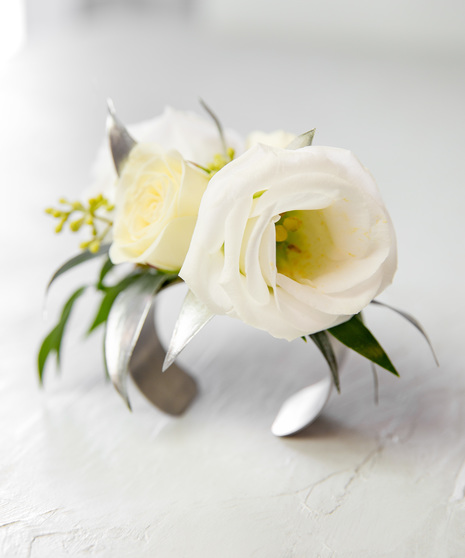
180,143,397,340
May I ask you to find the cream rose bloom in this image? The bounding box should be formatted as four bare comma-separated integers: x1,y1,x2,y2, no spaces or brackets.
180,144,397,341
88,107,245,201
109,144,210,271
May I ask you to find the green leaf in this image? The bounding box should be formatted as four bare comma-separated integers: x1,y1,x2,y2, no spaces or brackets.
87,272,144,334
310,331,340,392
96,257,115,291
328,314,399,376
104,272,176,408
46,244,110,294
371,300,439,366
38,286,87,382
88,270,178,334
358,311,380,403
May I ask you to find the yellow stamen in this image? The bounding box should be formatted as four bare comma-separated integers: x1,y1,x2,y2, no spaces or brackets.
275,224,288,242
276,209,337,282
283,216,301,232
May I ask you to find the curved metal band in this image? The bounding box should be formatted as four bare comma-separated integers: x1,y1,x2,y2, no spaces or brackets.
129,304,198,416
130,306,345,435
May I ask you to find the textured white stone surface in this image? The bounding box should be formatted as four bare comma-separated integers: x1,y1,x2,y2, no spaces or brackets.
1,7,465,557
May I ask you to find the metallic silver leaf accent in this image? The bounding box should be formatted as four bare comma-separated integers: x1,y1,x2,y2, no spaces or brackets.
371,363,379,405
130,305,198,416
310,330,340,392
162,290,214,372
104,274,165,408
271,339,348,437
199,98,227,156
271,377,333,437
106,98,136,177
371,299,439,366
286,129,316,150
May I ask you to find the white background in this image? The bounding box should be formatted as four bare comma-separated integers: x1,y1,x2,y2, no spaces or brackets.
1,2,464,556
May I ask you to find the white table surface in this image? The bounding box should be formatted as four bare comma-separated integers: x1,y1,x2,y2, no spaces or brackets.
1,7,465,557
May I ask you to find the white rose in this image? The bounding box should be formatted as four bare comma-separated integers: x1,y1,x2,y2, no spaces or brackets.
180,144,397,341
109,144,210,271
88,106,245,201
246,130,297,150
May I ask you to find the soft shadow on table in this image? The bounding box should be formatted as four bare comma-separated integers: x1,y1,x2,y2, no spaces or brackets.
286,415,346,440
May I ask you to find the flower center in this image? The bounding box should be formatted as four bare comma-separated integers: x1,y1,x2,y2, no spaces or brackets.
127,173,174,238
275,210,336,282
